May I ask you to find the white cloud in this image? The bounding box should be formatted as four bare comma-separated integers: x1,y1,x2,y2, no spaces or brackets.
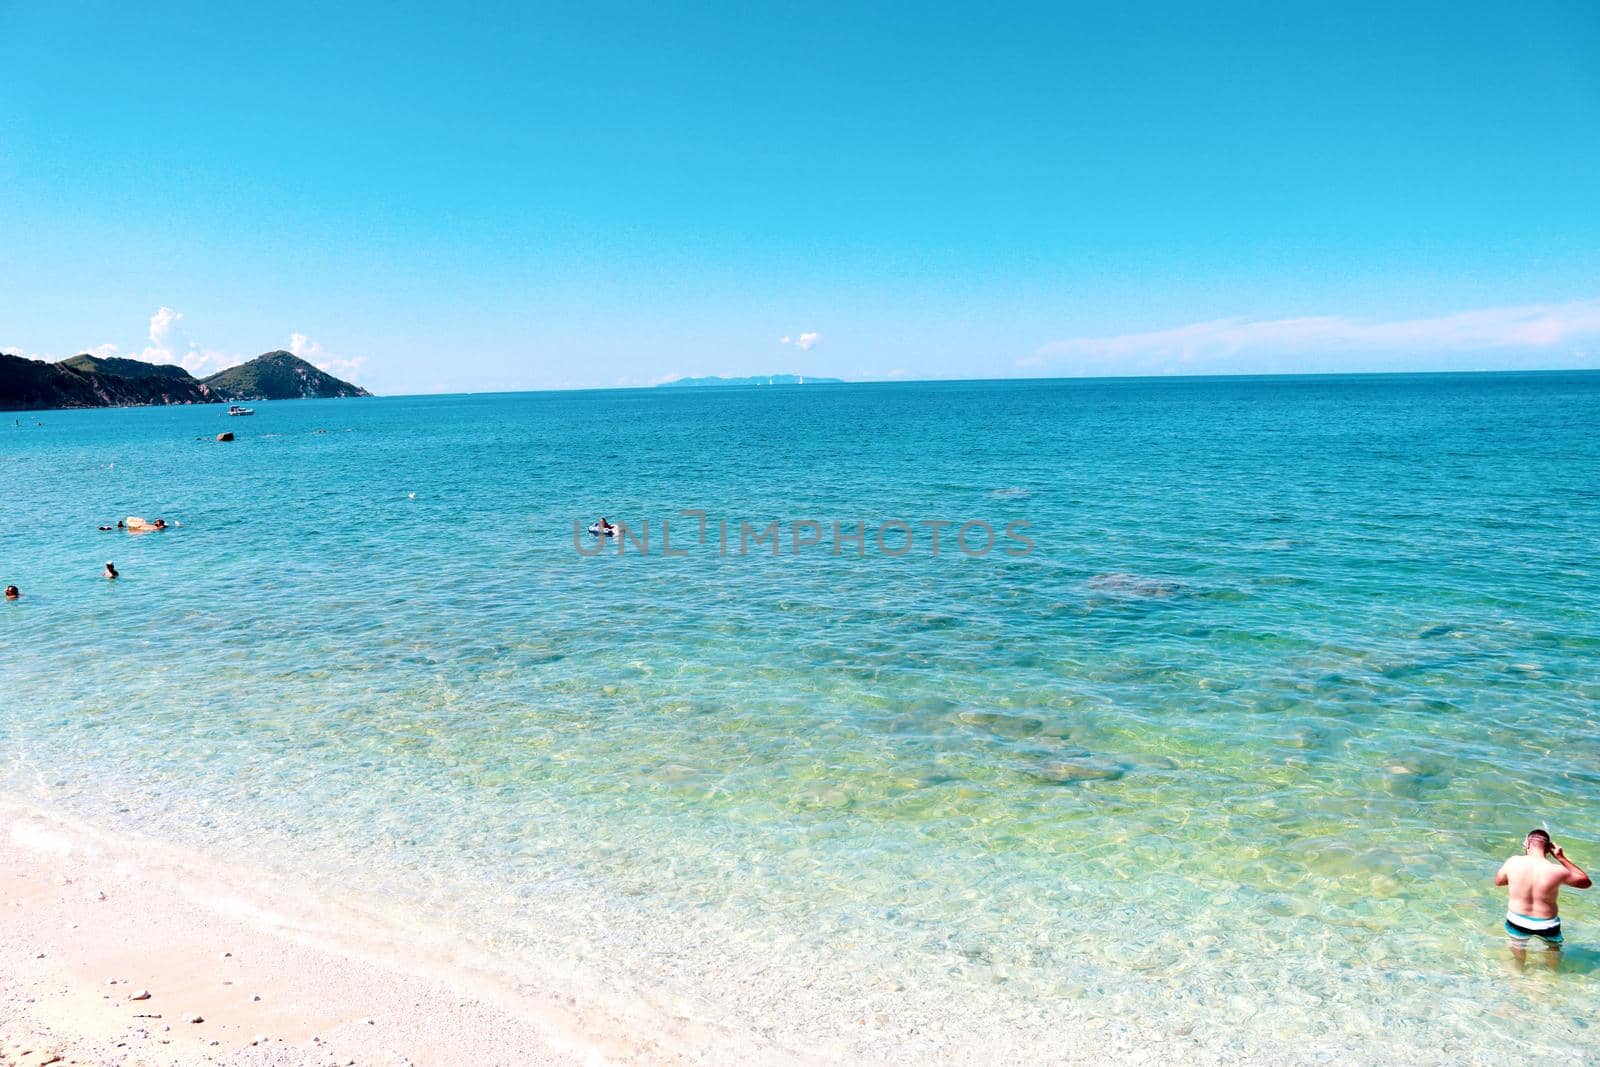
127,306,241,376
137,306,188,363
1030,298,1600,376
183,349,240,376
779,331,822,350
291,331,368,383
315,355,368,381
289,332,323,360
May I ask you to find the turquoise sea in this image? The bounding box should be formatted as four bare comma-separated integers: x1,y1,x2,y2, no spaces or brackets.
3,373,1598,1062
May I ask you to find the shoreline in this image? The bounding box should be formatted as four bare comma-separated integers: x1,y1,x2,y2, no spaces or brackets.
0,798,760,1067
3,786,1590,1065
0,796,1199,1066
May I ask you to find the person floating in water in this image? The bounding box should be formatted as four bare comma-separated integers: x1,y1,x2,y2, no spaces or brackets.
1496,829,1590,956
104,562,119,580
124,517,168,532
3,585,18,600
595,517,616,536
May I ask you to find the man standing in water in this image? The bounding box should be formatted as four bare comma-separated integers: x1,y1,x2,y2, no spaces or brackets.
1496,829,1590,954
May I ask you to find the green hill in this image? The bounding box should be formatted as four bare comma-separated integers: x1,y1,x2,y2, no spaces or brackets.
59,353,204,383
1,353,101,410
1,349,370,411
1,352,212,410
201,351,371,400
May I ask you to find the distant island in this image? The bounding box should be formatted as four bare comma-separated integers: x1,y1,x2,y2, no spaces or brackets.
0,350,371,411
657,374,844,388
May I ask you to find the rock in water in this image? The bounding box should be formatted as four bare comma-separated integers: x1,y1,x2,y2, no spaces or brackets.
1087,572,1183,598
1032,758,1126,784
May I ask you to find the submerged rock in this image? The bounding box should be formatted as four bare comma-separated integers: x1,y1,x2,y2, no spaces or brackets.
1031,758,1125,784
1417,623,1467,640
956,709,1046,739
1087,573,1183,598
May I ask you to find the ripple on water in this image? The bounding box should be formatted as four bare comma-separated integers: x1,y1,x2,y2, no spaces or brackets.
2,379,1599,1060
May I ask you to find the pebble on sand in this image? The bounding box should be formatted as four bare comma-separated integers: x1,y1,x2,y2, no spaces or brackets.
183,1013,204,1024
128,990,151,1001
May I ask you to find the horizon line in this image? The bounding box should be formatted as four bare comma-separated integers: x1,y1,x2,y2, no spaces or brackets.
382,363,1600,401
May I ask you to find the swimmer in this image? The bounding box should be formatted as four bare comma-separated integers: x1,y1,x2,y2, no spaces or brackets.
595,516,616,535
3,585,17,600
124,517,168,532
1496,829,1591,960
104,562,119,580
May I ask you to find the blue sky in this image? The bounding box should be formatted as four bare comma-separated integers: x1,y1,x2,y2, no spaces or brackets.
2,1,1598,393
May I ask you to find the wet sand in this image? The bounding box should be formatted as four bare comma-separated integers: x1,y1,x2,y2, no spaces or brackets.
0,801,669,1067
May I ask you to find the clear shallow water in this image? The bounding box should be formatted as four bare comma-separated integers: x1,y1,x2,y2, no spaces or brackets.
2,375,1598,1062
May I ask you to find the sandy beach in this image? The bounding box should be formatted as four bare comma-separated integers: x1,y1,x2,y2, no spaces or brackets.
1,797,1196,1067
0,800,680,1067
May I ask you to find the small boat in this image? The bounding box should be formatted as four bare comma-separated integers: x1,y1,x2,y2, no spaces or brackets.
227,405,255,416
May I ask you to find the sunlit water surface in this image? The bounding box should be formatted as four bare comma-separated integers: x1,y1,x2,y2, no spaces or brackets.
3,375,1598,1062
